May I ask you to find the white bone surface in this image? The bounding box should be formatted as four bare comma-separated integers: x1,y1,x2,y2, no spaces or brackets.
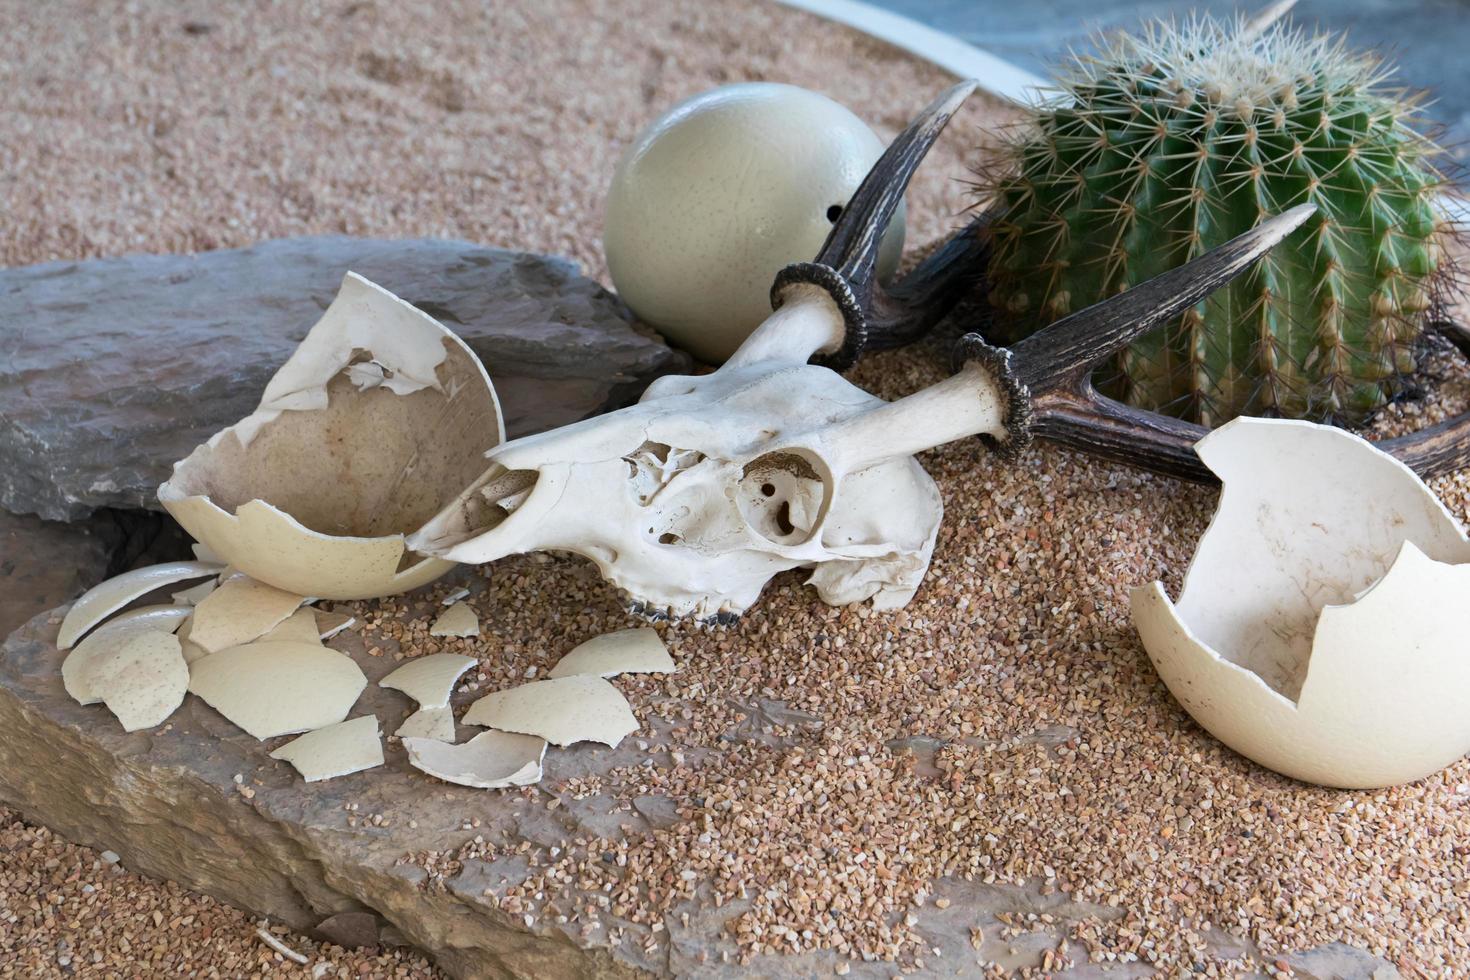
1131,417,1470,788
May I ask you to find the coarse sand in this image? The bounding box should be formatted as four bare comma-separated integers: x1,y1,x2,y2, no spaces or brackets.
3,0,1470,977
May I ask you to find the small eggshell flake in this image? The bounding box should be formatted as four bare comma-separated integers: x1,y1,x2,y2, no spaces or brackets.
88,632,189,732
62,605,193,705
429,603,479,638
188,576,309,654
1131,417,1470,788
315,610,356,641
57,561,222,649
379,653,476,708
269,716,384,782
157,273,505,601
548,627,676,678
403,730,546,788
187,640,367,740
462,676,637,747
171,579,217,606
395,706,456,742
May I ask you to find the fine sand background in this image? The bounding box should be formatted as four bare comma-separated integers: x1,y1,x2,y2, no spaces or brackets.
4,1,1469,977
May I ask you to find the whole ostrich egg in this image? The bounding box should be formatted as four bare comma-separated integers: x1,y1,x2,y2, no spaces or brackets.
603,83,906,364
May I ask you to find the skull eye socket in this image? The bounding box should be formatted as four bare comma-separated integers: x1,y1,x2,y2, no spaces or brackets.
739,451,830,545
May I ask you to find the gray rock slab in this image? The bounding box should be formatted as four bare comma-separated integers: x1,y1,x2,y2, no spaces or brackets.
0,237,688,521
0,591,1401,979
0,512,117,639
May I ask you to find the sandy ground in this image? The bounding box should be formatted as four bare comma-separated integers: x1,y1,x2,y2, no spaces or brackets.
4,0,1470,977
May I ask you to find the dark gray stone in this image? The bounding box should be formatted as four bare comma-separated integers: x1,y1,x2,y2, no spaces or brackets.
0,237,688,521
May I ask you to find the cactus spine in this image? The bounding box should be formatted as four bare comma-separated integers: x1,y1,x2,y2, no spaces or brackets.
983,16,1455,426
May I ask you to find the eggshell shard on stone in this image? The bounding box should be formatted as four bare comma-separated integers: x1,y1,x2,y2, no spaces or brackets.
187,640,368,740
171,579,217,606
269,715,384,782
57,561,222,649
1131,417,1470,788
61,604,193,705
157,272,505,600
463,676,638,747
395,705,456,742
403,730,546,788
187,575,308,655
379,653,476,708
548,627,676,679
429,602,479,638
87,632,189,732
314,610,356,641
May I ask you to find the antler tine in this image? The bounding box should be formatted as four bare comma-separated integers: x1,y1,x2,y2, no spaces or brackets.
1006,204,1317,396
771,80,981,371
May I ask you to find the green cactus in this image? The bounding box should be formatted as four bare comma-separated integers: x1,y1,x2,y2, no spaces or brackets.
982,15,1455,426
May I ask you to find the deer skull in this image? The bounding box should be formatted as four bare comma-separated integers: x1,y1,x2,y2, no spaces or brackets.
409,285,946,621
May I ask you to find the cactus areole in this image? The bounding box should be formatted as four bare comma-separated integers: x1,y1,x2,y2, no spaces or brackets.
983,16,1455,426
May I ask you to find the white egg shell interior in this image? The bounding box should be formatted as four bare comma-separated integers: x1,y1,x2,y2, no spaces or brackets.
269,715,384,782
403,729,546,789
158,272,505,600
548,627,676,679
1132,417,1470,788
603,82,905,363
187,640,367,740
462,676,638,747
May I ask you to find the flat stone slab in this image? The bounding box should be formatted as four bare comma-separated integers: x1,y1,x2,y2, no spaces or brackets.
0,587,1400,979
0,238,687,521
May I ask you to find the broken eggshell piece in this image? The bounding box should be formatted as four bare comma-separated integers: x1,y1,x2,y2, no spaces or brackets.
57,561,222,649
548,627,676,678
187,575,308,654
395,705,457,742
157,272,505,600
429,602,479,638
463,676,638,747
379,652,476,708
1131,417,1470,789
269,715,384,782
87,632,190,732
403,729,546,788
187,640,368,740
62,604,193,705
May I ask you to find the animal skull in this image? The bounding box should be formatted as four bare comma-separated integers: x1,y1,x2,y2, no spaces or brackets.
409,284,959,620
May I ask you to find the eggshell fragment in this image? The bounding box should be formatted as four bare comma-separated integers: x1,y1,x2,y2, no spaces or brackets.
403,730,546,788
260,608,325,646
62,604,193,705
158,272,505,600
187,576,309,655
395,706,456,742
379,653,476,708
548,627,676,678
171,579,217,606
315,610,356,641
58,561,222,649
188,640,367,740
1131,417,1470,788
429,603,479,638
269,716,384,782
462,676,637,747
87,632,189,732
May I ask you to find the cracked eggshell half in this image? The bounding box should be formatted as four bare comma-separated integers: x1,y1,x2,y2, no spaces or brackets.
187,640,367,740
58,561,222,649
403,729,546,788
379,652,476,708
62,604,193,705
463,676,638,747
269,715,384,782
158,272,505,600
548,627,675,678
1131,417,1470,788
